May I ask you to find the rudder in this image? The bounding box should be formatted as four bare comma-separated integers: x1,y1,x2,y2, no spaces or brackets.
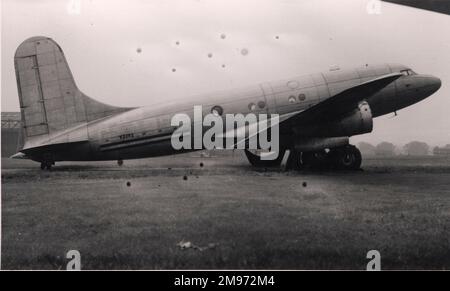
14,36,131,147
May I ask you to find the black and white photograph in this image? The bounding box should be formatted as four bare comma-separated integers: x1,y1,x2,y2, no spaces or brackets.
1,0,449,278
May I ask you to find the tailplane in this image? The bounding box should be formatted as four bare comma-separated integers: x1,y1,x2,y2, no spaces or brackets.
14,36,132,149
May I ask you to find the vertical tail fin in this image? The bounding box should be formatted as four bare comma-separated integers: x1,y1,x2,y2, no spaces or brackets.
14,36,132,148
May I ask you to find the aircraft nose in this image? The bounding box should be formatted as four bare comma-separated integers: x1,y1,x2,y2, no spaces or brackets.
426,75,442,94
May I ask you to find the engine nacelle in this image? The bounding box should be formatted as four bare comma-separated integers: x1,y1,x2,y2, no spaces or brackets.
295,101,373,137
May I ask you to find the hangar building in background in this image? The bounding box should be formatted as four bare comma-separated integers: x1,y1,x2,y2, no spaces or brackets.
1,112,22,157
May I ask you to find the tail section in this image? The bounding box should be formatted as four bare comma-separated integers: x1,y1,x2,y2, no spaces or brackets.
14,36,131,149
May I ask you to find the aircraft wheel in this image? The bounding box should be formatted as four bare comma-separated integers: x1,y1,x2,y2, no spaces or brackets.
118,159,124,166
330,145,362,170
301,150,328,169
40,161,53,170
245,149,285,168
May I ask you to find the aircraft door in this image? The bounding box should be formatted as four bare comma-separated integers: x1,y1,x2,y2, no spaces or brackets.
259,82,278,114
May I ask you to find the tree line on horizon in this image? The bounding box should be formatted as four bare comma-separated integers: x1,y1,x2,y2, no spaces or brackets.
357,142,450,157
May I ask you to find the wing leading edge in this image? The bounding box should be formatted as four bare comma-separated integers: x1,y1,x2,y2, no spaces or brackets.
285,72,403,126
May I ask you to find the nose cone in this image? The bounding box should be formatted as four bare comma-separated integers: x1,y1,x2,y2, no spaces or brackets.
395,74,442,111
425,75,442,95
432,76,442,93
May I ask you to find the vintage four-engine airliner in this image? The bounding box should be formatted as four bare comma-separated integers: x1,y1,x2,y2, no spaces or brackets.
11,36,441,170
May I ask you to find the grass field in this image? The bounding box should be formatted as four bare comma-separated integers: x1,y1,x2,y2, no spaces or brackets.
1,154,450,270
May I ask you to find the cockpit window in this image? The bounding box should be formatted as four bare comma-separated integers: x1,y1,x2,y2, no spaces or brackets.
400,69,416,76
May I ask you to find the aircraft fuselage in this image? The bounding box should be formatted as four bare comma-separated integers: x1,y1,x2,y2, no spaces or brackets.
22,63,441,163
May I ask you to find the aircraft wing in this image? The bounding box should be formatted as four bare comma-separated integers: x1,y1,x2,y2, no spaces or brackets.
228,72,402,150
283,72,403,126
383,0,450,15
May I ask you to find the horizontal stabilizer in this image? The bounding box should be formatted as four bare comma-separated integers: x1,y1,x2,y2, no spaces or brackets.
10,152,28,159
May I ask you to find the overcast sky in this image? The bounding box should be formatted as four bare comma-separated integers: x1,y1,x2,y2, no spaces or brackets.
1,0,449,146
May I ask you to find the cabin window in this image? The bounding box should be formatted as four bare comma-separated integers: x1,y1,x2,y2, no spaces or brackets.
298,93,306,101
258,101,266,109
211,105,223,116
248,103,256,111
288,96,296,104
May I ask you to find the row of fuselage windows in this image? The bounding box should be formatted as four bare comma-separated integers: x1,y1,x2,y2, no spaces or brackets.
210,93,308,116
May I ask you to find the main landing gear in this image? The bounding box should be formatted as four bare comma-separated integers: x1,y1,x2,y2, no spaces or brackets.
244,145,362,171
297,145,362,170
40,161,54,170
327,145,362,170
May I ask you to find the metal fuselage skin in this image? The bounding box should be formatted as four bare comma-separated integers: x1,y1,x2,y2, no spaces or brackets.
38,63,441,162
